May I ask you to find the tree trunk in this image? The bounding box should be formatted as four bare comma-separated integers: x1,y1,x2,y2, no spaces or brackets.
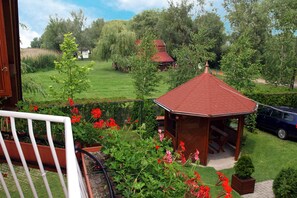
289,68,296,90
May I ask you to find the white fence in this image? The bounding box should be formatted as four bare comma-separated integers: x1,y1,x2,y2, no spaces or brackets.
0,110,88,198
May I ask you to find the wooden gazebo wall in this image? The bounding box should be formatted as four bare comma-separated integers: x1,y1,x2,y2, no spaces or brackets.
164,111,245,166
164,111,210,165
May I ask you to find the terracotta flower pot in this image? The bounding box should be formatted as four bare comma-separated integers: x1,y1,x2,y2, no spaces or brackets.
231,174,256,195
0,140,66,171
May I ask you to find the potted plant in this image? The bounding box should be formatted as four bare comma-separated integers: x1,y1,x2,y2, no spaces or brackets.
231,155,255,195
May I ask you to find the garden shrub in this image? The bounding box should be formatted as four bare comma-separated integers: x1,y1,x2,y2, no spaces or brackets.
111,54,132,72
142,100,158,138
22,54,60,72
245,113,257,133
273,167,297,198
234,155,255,179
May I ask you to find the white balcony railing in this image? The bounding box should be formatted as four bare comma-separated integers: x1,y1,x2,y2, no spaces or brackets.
0,110,88,198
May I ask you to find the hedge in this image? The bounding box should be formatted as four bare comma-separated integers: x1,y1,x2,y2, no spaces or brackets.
34,98,163,127
245,92,297,108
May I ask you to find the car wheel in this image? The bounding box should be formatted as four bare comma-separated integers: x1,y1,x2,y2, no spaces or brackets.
277,129,287,140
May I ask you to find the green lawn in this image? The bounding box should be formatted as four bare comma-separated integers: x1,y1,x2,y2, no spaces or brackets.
23,60,170,102
0,165,64,197
220,129,297,184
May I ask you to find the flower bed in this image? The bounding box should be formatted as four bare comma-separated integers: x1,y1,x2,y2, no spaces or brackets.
99,128,234,197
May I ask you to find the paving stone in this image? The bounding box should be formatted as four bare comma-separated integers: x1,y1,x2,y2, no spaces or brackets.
241,180,274,198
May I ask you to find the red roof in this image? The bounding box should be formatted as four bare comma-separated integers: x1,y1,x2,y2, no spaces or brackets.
152,52,174,63
154,40,165,47
136,39,174,63
155,65,257,117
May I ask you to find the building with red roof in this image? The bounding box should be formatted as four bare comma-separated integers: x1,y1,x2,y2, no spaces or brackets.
154,63,257,165
136,39,174,70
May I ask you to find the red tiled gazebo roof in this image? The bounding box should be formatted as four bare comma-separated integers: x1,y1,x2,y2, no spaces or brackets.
155,64,257,117
152,52,174,63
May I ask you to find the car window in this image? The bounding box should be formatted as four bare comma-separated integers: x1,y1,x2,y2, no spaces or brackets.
283,113,294,122
271,109,283,119
258,106,272,116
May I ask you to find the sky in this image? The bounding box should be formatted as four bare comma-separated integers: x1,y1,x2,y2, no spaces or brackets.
18,0,225,48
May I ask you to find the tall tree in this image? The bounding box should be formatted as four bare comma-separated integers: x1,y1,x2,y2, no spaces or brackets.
221,33,260,92
130,35,158,99
93,20,136,60
67,9,87,51
157,0,194,54
263,33,297,88
167,29,216,89
224,0,270,61
30,37,42,48
130,9,161,39
262,0,297,89
193,12,226,68
41,16,69,50
83,18,105,49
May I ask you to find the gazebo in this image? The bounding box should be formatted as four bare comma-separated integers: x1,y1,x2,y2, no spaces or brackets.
154,63,257,165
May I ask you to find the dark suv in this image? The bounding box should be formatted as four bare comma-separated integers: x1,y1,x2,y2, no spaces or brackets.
256,105,297,139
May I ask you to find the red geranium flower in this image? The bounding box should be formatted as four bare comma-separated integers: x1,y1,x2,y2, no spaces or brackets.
157,159,162,164
93,120,105,129
106,118,120,129
179,141,186,152
91,108,102,119
68,98,75,106
71,115,82,123
33,105,38,112
155,145,160,150
71,107,79,115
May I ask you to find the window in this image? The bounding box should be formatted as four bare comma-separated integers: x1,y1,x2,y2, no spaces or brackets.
283,113,294,122
257,106,272,116
271,109,283,119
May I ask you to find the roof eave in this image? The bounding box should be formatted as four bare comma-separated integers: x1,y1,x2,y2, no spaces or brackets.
154,100,258,118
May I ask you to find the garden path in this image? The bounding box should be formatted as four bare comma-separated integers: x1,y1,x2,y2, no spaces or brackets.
241,180,274,198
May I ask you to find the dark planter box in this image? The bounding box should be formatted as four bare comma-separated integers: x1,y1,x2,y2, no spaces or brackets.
231,174,256,195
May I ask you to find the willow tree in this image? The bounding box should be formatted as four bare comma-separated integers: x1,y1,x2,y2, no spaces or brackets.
93,21,136,61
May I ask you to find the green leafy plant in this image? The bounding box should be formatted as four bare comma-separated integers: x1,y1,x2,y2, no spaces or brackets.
130,34,158,99
245,113,257,133
22,54,59,72
234,155,255,179
100,127,232,197
273,167,297,198
50,32,93,100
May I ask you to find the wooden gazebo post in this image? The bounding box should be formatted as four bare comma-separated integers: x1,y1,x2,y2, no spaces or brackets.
235,115,245,160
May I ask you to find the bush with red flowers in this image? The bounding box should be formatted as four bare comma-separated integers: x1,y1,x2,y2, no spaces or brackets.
66,98,120,145
15,99,120,146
